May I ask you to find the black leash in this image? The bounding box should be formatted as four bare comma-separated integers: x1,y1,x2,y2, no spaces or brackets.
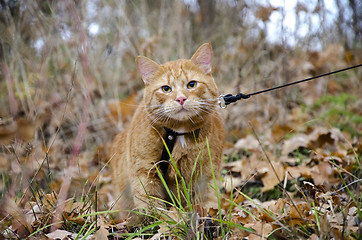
218,64,362,108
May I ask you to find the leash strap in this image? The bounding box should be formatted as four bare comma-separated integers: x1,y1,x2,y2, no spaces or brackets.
159,128,200,175
219,64,361,108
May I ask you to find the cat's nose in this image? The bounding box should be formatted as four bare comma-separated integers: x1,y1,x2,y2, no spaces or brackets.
176,96,187,105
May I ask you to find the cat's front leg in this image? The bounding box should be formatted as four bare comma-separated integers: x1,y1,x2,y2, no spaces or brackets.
192,174,220,210
198,178,219,211
123,173,165,225
130,173,165,211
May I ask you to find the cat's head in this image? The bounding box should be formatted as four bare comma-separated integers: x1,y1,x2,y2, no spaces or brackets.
135,43,219,128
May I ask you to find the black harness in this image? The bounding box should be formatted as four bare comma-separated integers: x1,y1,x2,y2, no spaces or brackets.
159,127,200,175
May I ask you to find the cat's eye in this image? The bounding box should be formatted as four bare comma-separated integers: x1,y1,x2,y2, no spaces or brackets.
161,85,172,93
187,81,197,89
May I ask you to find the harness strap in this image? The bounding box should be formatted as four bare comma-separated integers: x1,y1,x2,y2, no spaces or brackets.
159,127,200,175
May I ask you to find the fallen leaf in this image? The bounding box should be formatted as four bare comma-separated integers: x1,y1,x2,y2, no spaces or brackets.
223,159,243,175
282,134,309,155
42,193,58,212
3,197,33,237
234,135,259,150
286,165,312,179
288,202,310,219
244,221,273,240
310,161,337,185
309,233,319,240
45,229,73,240
93,226,109,240
271,124,293,142
223,175,244,192
263,198,288,216
260,161,284,192
282,127,347,156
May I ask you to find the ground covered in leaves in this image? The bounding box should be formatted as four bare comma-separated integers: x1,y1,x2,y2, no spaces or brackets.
0,1,361,239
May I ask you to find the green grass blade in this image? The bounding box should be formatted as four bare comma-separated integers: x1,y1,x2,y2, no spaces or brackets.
124,221,162,240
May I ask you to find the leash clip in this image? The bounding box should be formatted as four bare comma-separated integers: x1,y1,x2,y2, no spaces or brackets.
218,95,227,109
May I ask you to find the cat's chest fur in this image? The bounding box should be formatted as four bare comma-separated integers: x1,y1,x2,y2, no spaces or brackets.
170,127,190,148
178,135,186,148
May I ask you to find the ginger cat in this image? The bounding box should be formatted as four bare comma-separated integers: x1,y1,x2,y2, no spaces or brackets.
110,43,224,223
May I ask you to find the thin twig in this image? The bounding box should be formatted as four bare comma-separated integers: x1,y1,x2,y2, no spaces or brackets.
332,179,362,194
248,122,281,183
248,122,306,223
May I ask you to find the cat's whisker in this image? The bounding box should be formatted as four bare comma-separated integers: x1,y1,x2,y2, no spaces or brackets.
129,106,169,135
151,111,169,126
198,101,218,107
152,108,176,126
199,97,218,101
186,108,204,122
199,98,218,102
188,116,196,125
165,112,173,125
198,108,219,118
198,106,218,112
148,105,164,111
128,113,153,134
198,102,217,107
199,102,219,110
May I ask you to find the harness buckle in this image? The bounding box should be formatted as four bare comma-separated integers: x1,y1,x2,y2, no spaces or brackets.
218,95,227,109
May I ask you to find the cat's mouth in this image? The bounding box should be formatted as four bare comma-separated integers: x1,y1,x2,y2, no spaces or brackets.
173,106,193,120
179,106,186,111
176,107,188,115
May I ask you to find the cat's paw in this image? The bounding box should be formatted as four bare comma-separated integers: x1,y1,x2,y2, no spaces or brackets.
122,207,149,226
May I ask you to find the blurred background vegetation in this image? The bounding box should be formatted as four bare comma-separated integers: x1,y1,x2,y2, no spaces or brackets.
0,0,361,154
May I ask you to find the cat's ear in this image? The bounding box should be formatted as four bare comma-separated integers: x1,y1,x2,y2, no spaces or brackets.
191,43,213,74
136,56,161,84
